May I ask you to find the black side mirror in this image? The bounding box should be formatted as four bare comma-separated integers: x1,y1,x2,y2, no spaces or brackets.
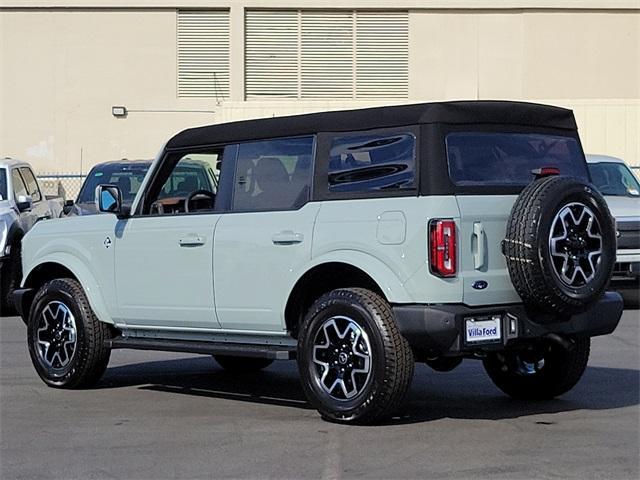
62,199,74,215
16,195,33,212
96,185,122,214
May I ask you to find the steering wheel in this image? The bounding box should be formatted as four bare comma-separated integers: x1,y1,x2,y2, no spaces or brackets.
185,190,216,213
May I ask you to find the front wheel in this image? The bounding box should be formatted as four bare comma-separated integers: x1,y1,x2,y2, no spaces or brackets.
297,288,414,424
27,278,112,388
483,337,590,400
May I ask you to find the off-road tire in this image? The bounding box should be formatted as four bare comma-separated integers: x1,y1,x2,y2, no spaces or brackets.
297,288,414,425
0,241,21,316
27,278,111,388
214,355,274,372
483,337,590,400
503,175,616,315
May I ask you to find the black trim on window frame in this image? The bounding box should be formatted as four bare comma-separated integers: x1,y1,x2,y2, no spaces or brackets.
313,125,420,202
134,135,317,217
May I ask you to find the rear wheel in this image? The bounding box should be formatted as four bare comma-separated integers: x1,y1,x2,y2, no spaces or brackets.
297,288,414,424
27,278,111,388
483,337,590,400
213,355,274,372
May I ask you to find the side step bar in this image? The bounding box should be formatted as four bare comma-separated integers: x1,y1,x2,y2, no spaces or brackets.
106,337,296,360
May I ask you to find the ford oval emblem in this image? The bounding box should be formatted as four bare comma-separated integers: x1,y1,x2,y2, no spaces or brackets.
472,280,488,290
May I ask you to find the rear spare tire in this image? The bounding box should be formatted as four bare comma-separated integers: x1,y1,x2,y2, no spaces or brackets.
503,175,616,314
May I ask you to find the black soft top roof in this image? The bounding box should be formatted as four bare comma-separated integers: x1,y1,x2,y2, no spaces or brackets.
166,100,577,149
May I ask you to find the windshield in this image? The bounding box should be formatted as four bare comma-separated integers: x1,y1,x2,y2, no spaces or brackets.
77,163,150,204
0,169,6,200
446,132,589,186
588,162,640,197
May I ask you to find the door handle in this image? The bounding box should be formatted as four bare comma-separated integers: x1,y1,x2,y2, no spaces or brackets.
472,222,486,270
272,231,304,245
178,234,206,247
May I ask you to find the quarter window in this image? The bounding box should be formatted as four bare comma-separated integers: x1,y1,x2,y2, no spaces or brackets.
233,136,314,211
328,132,416,193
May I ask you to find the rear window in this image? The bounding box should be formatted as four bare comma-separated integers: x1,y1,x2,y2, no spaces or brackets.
446,132,588,186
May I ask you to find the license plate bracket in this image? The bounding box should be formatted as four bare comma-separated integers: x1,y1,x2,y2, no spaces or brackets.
464,316,502,345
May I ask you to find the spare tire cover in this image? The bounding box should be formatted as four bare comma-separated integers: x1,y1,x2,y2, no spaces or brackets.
503,175,616,315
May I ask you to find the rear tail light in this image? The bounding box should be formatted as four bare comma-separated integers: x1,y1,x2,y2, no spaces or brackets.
531,166,560,179
429,219,457,277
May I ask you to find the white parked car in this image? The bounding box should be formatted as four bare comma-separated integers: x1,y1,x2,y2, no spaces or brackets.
13,102,623,424
0,158,64,313
586,154,640,287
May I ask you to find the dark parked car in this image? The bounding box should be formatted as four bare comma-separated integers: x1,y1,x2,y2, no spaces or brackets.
68,159,151,216
68,158,218,216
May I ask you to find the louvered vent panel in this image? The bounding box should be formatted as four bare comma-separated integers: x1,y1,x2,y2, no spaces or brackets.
300,12,354,99
245,10,299,99
178,10,230,98
244,10,408,100
355,12,409,99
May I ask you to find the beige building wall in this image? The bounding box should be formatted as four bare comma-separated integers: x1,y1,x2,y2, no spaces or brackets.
1,2,639,176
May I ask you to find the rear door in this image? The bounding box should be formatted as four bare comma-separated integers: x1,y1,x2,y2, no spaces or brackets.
445,130,590,306
213,136,317,332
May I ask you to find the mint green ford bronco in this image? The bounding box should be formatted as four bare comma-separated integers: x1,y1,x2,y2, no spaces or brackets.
14,102,623,424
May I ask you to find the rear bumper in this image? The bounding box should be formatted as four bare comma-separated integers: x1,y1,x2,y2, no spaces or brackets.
392,291,623,356
611,260,640,284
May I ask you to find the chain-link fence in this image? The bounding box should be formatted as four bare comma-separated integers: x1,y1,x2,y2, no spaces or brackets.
36,173,86,201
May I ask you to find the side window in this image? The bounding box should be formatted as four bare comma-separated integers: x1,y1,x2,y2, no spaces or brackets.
146,150,224,215
0,169,7,201
11,169,28,199
233,136,314,212
19,167,42,202
328,132,416,193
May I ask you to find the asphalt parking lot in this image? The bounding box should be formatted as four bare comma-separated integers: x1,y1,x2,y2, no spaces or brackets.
1,310,638,480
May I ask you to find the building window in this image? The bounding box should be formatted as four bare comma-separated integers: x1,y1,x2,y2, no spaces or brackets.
245,10,409,100
177,10,230,98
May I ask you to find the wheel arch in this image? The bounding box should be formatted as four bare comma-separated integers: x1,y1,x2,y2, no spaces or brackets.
4,223,25,252
284,252,411,337
21,255,114,324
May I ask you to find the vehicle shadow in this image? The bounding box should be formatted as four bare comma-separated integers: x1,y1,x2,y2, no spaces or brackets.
98,356,639,424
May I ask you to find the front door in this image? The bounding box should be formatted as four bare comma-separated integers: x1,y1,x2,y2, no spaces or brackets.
114,149,225,329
